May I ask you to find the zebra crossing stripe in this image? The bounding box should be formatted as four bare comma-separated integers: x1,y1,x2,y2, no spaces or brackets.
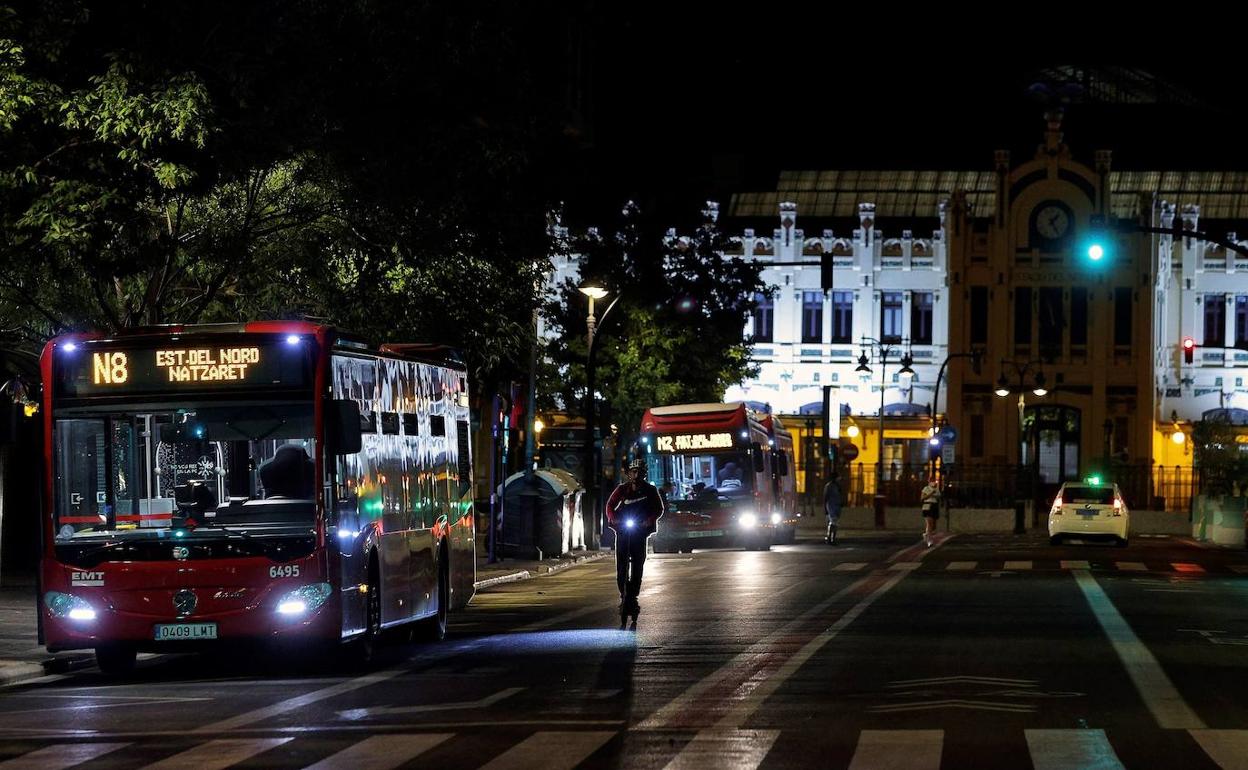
1061,560,1090,570
1189,729,1248,770
847,730,943,770
1116,562,1148,572
1173,563,1206,574
302,734,452,770
1004,561,1033,570
1229,565,1248,574
662,729,779,770
142,738,292,770
0,742,129,770
946,561,976,570
1025,729,1125,770
834,563,868,572
478,731,614,770
889,562,921,571
1073,570,1206,729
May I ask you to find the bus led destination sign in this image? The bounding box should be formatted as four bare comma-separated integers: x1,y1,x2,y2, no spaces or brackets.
57,339,311,398
93,347,262,385
655,432,735,452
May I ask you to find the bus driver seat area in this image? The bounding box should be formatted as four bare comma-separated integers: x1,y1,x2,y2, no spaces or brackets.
215,445,316,525
260,445,316,499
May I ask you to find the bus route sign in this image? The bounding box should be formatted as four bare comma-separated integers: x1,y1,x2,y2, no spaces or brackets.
55,339,313,398
654,432,735,452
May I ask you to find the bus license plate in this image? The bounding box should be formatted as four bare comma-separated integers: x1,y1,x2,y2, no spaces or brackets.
153,623,217,641
686,530,723,538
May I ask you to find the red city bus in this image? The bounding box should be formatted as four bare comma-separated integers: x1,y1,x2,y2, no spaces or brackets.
640,403,795,552
39,322,475,673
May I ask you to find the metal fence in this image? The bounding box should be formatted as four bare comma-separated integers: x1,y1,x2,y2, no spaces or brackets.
811,463,1200,513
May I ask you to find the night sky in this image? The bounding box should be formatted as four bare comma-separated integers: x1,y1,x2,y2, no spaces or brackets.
560,9,1248,223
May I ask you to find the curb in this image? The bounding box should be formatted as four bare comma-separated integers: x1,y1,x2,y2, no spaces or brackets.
473,552,611,590
0,653,95,688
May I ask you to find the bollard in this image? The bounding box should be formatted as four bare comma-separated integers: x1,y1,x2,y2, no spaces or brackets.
874,494,886,529
1014,500,1026,535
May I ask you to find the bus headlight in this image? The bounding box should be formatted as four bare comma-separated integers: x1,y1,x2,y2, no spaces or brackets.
45,592,96,622
770,512,782,525
275,583,332,616
624,518,636,530
739,512,757,528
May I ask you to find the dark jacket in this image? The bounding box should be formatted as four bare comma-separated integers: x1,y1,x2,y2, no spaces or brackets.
605,480,665,534
823,480,842,517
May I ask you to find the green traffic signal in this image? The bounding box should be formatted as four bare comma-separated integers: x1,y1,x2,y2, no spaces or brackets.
1086,243,1105,261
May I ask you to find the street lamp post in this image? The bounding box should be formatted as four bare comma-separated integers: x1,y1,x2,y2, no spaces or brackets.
854,337,915,527
928,350,984,476
994,359,1050,532
579,284,618,551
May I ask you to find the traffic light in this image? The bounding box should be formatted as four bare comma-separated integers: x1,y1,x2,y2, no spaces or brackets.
1183,336,1195,364
820,251,834,292
1082,215,1109,265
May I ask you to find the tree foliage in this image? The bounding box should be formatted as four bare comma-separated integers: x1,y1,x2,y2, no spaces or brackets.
0,0,567,388
1192,416,1248,497
541,202,766,452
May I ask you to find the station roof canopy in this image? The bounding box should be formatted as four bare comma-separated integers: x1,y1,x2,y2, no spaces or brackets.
728,170,1248,221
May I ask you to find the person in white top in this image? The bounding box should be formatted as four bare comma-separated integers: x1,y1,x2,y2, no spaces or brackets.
920,476,941,547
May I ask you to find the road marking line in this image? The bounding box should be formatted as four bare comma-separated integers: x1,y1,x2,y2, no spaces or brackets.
1116,562,1148,571
1004,560,1033,570
1072,569,1206,729
869,699,1036,713
1189,729,1248,770
478,731,614,770
191,666,412,733
636,539,948,731
710,571,924,729
142,738,292,770
662,729,778,770
887,675,1036,686
302,733,453,770
946,561,977,570
1173,562,1206,573
1061,560,1090,570
834,562,868,571
337,687,525,719
1229,565,1248,574
0,742,129,770
889,562,921,571
847,730,943,770
1025,729,1125,770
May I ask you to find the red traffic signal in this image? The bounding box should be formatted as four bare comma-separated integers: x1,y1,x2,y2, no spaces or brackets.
1183,336,1195,364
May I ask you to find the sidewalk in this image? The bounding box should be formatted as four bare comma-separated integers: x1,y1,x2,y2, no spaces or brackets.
0,580,95,687
474,549,612,589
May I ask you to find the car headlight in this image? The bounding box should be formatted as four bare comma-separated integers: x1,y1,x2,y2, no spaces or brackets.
739,512,757,528
275,583,332,615
45,591,96,621
770,512,782,525
625,518,636,529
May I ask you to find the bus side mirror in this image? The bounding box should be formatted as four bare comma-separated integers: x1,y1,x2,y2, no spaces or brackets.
776,451,789,476
751,442,765,473
327,400,362,455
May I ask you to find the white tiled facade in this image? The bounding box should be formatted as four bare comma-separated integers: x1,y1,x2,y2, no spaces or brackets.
722,201,949,418
1155,201,1248,423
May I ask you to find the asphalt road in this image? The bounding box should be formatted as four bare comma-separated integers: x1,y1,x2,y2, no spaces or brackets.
2,531,1248,769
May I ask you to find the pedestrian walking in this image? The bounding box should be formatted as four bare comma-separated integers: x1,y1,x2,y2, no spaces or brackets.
921,475,941,547
823,475,842,545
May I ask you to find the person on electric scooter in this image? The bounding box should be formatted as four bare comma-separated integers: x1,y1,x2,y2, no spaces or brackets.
605,458,665,619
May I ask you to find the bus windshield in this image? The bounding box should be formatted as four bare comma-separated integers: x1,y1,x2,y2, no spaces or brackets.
53,402,316,541
646,451,753,501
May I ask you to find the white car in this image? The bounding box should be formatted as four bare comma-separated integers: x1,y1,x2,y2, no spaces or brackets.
1048,481,1129,547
